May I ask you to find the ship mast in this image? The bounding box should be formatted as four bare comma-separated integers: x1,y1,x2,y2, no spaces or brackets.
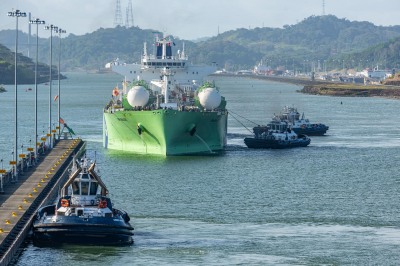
162,37,167,59
143,42,147,58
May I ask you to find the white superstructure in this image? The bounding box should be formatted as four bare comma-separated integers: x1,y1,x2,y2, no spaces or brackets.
106,35,217,86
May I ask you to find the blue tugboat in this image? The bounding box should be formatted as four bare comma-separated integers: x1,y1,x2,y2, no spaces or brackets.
278,106,329,136
33,156,133,246
244,119,311,149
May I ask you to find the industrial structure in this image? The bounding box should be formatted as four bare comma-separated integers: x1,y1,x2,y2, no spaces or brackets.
114,0,134,28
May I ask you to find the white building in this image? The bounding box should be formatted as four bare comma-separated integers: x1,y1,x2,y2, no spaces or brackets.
358,68,391,80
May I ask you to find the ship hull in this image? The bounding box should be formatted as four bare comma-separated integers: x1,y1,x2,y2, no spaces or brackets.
244,135,311,149
33,220,133,246
103,109,228,155
33,206,133,246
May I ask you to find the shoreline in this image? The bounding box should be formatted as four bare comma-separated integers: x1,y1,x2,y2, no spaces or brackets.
213,73,400,99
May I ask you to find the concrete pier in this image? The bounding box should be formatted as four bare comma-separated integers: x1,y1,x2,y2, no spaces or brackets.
0,139,85,266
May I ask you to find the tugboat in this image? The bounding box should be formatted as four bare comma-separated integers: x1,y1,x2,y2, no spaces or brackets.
244,119,311,149
278,106,329,136
32,156,134,246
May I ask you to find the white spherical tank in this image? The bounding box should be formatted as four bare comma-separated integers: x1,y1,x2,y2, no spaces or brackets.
127,86,149,107
198,88,222,110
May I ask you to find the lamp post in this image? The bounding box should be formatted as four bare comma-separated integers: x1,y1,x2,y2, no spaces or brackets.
44,24,58,149
8,9,27,181
29,18,45,162
10,151,14,182
56,28,66,138
0,158,3,193
20,144,23,174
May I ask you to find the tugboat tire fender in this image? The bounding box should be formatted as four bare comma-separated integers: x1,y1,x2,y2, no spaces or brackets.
99,200,108,208
123,213,130,222
61,199,69,207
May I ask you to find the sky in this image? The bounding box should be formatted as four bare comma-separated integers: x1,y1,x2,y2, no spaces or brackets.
0,0,399,40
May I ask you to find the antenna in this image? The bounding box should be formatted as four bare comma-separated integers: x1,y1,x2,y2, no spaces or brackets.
114,0,123,27
322,0,325,16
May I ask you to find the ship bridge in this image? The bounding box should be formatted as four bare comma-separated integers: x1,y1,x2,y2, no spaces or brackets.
141,35,188,70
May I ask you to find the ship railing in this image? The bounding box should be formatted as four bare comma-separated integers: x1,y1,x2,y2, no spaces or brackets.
0,129,69,193
0,150,38,194
143,54,188,61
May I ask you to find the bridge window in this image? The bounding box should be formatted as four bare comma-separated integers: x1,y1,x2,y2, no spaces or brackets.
72,181,80,195
81,181,89,195
89,182,98,195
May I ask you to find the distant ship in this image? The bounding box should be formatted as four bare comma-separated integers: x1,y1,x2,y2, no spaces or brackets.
277,106,329,136
103,35,228,155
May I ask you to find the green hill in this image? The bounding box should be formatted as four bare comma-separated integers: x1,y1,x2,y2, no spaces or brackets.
331,36,400,70
207,15,400,70
0,43,62,84
1,15,399,72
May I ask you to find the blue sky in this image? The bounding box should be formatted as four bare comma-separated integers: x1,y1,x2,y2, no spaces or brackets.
1,0,399,40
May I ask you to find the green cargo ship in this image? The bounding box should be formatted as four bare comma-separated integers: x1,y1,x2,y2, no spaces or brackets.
103,35,228,155
103,106,227,155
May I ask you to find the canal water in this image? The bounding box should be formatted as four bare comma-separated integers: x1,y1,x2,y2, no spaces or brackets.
1,73,400,265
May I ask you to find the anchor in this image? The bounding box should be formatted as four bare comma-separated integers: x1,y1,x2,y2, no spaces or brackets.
188,124,196,136
187,124,213,153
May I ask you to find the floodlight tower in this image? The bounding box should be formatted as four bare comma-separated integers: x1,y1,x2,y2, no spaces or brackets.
45,24,58,149
8,9,27,181
56,28,66,138
29,18,45,162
